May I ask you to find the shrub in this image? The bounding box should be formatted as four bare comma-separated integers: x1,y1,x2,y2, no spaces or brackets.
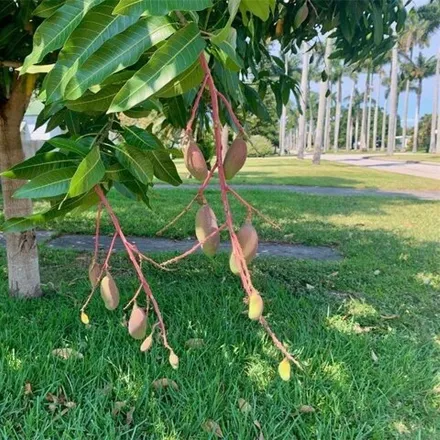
248,135,274,157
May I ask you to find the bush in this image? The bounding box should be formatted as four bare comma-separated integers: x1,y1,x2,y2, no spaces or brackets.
247,135,274,157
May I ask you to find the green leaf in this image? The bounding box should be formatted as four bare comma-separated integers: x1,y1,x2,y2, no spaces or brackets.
13,167,77,199
1,152,78,180
68,145,106,197
64,16,175,101
147,150,182,186
371,4,383,46
156,61,204,98
22,0,106,73
65,85,122,113
33,0,64,18
45,0,138,104
2,191,100,233
47,137,90,156
212,29,243,72
321,70,328,82
211,0,240,45
294,3,309,28
114,0,212,16
122,126,163,150
109,22,205,113
241,0,273,21
114,144,154,184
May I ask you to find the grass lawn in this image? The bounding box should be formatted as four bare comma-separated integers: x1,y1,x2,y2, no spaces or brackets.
1,188,440,438
173,157,440,191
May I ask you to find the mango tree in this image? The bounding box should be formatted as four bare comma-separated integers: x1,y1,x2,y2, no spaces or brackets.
1,0,406,375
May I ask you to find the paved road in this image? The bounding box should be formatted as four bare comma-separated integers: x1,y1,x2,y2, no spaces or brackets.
320,154,440,180
158,183,440,201
0,232,342,261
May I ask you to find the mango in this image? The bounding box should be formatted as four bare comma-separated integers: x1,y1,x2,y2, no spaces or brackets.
230,221,258,274
223,137,247,180
88,260,101,288
128,303,147,340
100,272,119,310
278,358,291,381
195,204,220,257
169,350,179,369
184,141,208,181
248,292,264,320
140,333,153,352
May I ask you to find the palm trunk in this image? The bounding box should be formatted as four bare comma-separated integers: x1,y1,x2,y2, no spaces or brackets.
360,69,370,150
279,52,289,156
323,83,332,152
430,49,440,153
381,97,388,151
437,108,440,154
372,75,381,151
354,112,360,149
366,74,373,150
307,108,314,151
313,38,333,164
402,80,410,151
333,77,342,152
0,73,41,298
297,42,310,159
413,80,422,152
346,81,355,150
387,43,399,155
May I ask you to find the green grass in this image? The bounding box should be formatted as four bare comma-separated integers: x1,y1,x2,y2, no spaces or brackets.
1,189,440,438
174,157,440,191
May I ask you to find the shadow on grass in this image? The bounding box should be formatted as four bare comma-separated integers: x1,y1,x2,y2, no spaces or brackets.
0,220,439,438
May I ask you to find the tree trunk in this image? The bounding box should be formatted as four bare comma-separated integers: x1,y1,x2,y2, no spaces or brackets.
354,112,360,149
297,42,310,159
437,108,440,154
387,43,399,155
345,81,355,150
430,49,440,153
366,74,373,150
333,77,342,152
372,75,381,151
279,52,289,156
307,108,313,151
381,97,388,151
0,73,41,298
402,79,410,152
359,70,370,150
413,81,422,153
323,83,332,152
313,38,333,164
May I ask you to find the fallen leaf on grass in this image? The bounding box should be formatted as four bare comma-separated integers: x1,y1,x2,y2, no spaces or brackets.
299,405,315,413
253,420,264,440
371,350,379,363
24,382,32,396
432,384,440,394
393,421,410,434
238,398,252,414
126,406,135,425
380,314,399,320
52,348,83,360
112,401,126,416
46,392,59,404
152,378,179,391
185,338,205,349
306,283,315,291
373,270,381,276
353,323,375,334
203,420,223,438
48,403,57,413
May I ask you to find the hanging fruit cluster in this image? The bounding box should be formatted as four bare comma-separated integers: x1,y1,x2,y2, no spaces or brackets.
80,54,301,380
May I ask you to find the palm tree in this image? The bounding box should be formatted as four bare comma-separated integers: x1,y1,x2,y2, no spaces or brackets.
313,37,333,164
402,52,436,151
398,11,430,151
297,42,310,159
430,49,440,153
387,41,399,155
331,62,344,152
345,71,358,150
366,73,374,149
359,60,374,150
372,68,384,151
323,83,332,152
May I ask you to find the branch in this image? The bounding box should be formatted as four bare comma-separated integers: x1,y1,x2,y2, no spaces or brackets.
0,61,21,68
217,91,245,134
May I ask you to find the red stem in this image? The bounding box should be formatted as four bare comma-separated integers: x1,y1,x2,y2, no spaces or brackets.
94,203,102,260
217,91,245,134
95,185,171,351
186,75,209,133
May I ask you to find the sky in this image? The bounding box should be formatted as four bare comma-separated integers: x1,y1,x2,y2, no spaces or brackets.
310,0,440,127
